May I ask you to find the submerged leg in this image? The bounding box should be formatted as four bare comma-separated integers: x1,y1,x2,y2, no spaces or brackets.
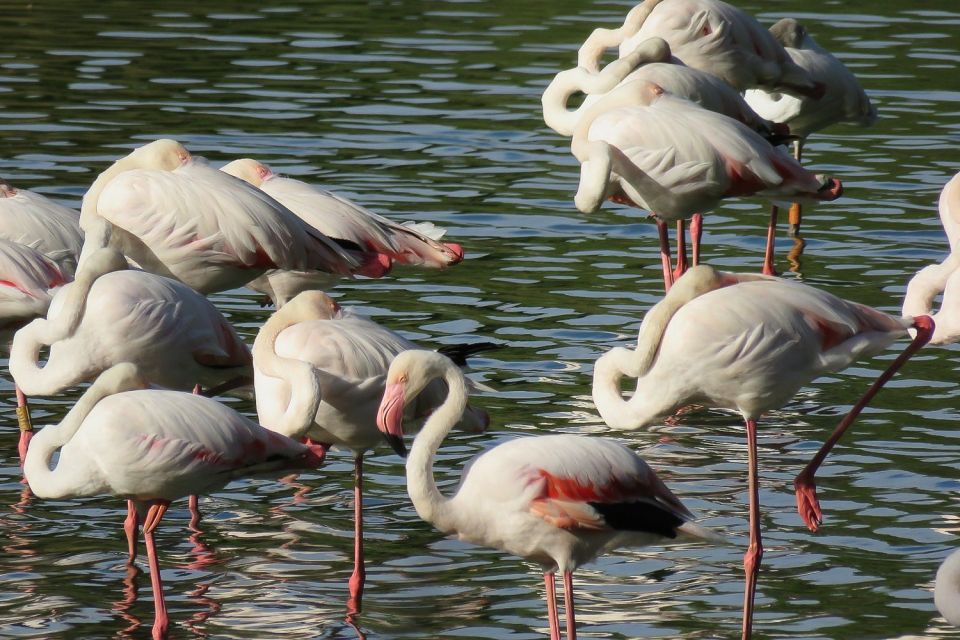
563,571,577,640
673,219,688,282
15,386,33,466
690,213,703,268
124,500,140,563
795,316,935,531
544,572,560,640
763,205,778,276
741,418,763,640
656,218,674,292
347,453,366,616
142,500,171,640
788,141,804,237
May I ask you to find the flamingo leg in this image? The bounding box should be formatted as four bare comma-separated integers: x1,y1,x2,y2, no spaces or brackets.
563,571,577,640
142,500,171,640
545,572,560,640
795,316,935,531
124,500,140,563
787,141,804,237
763,205,779,276
690,213,703,268
188,495,201,531
347,453,366,616
741,418,763,640
15,385,33,466
198,375,253,399
673,219,688,282
656,218,674,292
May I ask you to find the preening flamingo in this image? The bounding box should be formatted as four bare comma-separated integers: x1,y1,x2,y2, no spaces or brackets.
0,179,84,277
78,139,369,294
376,349,722,640
745,18,877,237
570,79,841,288
578,0,822,97
254,290,489,613
936,549,960,627
591,265,933,639
222,158,464,307
23,363,326,640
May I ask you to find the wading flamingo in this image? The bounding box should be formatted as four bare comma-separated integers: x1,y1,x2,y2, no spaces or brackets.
10,248,253,531
0,179,84,277
571,79,841,289
591,265,933,639
254,291,489,614
936,549,960,627
78,139,376,295
579,0,821,97
24,363,326,640
745,18,877,237
222,159,464,307
376,349,722,640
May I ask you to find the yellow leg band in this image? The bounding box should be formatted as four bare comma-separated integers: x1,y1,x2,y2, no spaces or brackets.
16,405,33,433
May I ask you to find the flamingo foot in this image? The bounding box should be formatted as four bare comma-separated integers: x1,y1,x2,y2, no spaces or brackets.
794,471,823,532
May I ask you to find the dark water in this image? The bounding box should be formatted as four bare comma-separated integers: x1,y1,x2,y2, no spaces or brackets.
0,1,958,638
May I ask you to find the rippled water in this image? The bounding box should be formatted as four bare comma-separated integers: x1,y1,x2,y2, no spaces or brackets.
0,1,958,638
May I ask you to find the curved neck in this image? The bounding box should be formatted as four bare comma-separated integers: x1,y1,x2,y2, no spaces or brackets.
577,0,664,71
903,255,960,345
9,251,127,394
406,362,468,532
80,156,137,230
252,307,323,440
23,372,125,498
592,346,677,429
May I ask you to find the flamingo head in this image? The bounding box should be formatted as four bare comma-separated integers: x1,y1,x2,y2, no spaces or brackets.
377,350,454,457
768,18,807,49
220,158,274,187
284,290,341,321
131,139,191,171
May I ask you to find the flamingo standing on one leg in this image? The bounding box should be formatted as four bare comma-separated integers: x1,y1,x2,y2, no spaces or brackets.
77,139,381,295
23,363,326,640
591,265,934,639
570,79,841,289
0,179,84,277
222,159,464,307
253,291,489,614
376,349,723,640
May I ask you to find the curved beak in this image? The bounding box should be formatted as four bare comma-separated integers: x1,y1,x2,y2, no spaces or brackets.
376,381,408,457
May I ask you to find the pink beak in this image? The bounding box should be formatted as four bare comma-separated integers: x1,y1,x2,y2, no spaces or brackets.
376,381,408,457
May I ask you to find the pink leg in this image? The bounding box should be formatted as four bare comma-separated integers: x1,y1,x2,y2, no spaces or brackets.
563,571,577,640
690,213,703,268
347,453,366,616
142,500,171,640
656,219,674,292
125,500,140,563
672,219,688,282
544,572,560,640
15,386,33,466
188,495,201,531
763,205,778,276
741,418,763,640
795,316,935,531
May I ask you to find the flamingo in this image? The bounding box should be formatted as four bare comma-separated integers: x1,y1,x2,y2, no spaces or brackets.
0,179,84,277
253,290,489,613
221,158,464,307
591,265,934,639
24,363,325,640
578,0,822,97
936,549,960,627
744,18,877,237
902,171,960,343
375,349,723,640
78,139,376,295
570,78,841,289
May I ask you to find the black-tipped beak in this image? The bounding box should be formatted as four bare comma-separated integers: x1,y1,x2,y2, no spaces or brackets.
384,432,407,458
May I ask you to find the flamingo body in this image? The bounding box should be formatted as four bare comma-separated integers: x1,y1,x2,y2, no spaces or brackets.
0,238,67,329
0,181,83,277
936,549,960,627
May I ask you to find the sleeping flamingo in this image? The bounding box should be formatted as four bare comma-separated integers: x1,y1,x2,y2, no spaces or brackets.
578,0,821,97
936,549,960,627
78,139,375,295
23,363,326,640
745,18,877,237
254,290,489,613
221,158,464,307
570,78,841,289
376,349,722,640
0,179,84,277
591,265,934,639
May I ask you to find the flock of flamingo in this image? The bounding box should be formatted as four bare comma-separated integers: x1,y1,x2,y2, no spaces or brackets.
1,0,958,638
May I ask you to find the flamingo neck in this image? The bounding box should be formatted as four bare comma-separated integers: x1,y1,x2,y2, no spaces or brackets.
592,346,679,429
80,156,139,231
935,549,960,627
406,361,467,533
902,255,960,345
252,304,323,440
